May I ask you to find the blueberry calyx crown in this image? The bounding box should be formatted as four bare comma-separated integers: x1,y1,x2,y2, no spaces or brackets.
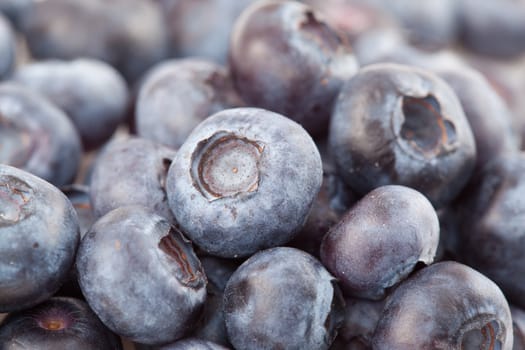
0,175,32,226
191,131,264,201
158,226,206,289
398,94,458,160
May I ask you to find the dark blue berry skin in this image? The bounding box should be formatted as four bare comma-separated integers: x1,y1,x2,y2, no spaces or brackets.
457,152,525,309
0,164,80,313
76,206,207,345
223,247,344,350
436,68,520,172
229,0,358,138
354,44,521,172
0,0,33,30
89,137,176,223
191,256,238,347
13,58,129,150
157,0,256,64
62,184,94,238
330,297,384,350
458,0,525,58
155,338,230,350
372,261,513,350
362,0,458,50
135,58,243,149
0,83,82,186
329,63,476,208
0,297,122,350
0,14,14,80
512,306,525,350
320,185,439,300
304,0,396,45
288,169,356,258
21,0,168,82
166,107,323,258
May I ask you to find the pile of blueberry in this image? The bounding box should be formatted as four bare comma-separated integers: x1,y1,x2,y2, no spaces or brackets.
1,0,525,349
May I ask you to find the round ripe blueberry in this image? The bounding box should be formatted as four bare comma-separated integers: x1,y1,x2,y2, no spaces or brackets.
320,185,439,300
13,58,129,150
0,82,82,186
229,0,358,138
0,14,15,79
0,297,122,350
329,63,476,208
0,164,80,313
21,0,168,82
135,58,243,149
223,247,344,350
89,137,176,223
76,205,207,345
166,107,323,258
457,152,525,308
372,261,513,349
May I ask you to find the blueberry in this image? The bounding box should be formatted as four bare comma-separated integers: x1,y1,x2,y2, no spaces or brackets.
0,164,80,312
158,0,256,64
457,152,525,308
13,58,130,150
0,297,122,350
166,107,323,258
76,205,207,345
89,137,176,223
21,0,168,82
0,82,82,186
320,185,439,300
354,46,520,171
229,0,358,138
223,247,344,350
329,63,476,208
135,58,243,149
372,261,513,349
0,14,14,80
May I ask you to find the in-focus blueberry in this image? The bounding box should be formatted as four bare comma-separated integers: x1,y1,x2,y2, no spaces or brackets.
0,164,79,312
223,247,344,350
166,107,323,258
76,205,207,345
